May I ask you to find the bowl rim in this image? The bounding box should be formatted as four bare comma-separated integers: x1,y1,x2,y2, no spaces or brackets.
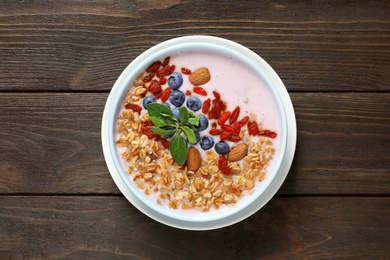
102,35,297,230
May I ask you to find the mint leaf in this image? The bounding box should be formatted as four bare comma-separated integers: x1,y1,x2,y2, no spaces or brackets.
181,125,197,144
150,126,176,136
148,116,170,128
160,113,177,125
188,114,200,127
147,103,174,118
170,134,187,165
178,107,189,125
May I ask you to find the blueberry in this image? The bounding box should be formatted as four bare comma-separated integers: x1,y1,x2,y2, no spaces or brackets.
186,96,202,112
169,90,185,107
172,107,180,121
215,141,230,155
196,114,209,131
164,103,171,109
168,72,183,90
200,135,214,150
142,95,156,109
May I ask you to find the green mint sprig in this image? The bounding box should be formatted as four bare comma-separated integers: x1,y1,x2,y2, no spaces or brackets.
146,103,200,165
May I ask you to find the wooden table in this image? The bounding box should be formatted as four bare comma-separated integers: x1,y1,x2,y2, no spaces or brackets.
1,1,389,259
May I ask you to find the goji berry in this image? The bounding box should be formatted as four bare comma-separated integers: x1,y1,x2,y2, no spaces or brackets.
167,64,175,75
162,56,170,67
185,90,191,96
209,100,221,119
209,129,224,135
160,138,170,149
149,80,162,93
221,101,227,112
159,77,167,85
220,131,234,141
143,72,155,83
202,98,211,114
232,122,241,134
156,65,175,78
213,91,221,99
229,106,240,124
141,121,158,139
193,86,207,96
125,103,142,113
259,130,277,138
218,155,231,176
221,124,234,132
142,120,154,127
160,88,172,103
146,61,161,73
248,121,259,136
181,67,192,75
228,134,241,142
238,116,249,127
218,111,231,125
211,122,217,129
153,90,163,99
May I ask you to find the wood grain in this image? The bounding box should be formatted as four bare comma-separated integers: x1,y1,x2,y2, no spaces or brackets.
0,0,388,92
0,196,388,259
0,92,388,195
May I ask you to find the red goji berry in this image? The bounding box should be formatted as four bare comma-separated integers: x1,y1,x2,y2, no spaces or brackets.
221,124,234,132
160,138,170,149
228,134,241,142
193,86,207,96
221,101,227,112
220,131,234,141
146,61,161,73
167,64,175,75
218,111,231,125
259,130,277,138
238,116,249,127
162,56,170,67
185,90,191,96
143,72,155,83
202,98,211,114
156,65,175,78
209,129,224,135
149,80,162,93
218,155,231,176
159,77,167,85
181,67,192,75
125,103,142,113
209,100,221,119
232,122,241,134
213,91,221,99
141,121,158,139
153,90,163,99
160,88,172,103
229,106,240,124
142,120,154,127
212,122,217,129
248,121,259,136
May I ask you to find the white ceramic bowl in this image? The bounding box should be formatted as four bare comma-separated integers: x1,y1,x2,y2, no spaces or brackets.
102,35,296,230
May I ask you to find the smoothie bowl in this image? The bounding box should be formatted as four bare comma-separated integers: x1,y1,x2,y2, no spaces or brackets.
102,35,296,230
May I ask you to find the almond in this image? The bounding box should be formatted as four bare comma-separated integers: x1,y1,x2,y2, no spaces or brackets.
189,67,211,86
227,143,248,162
186,146,202,172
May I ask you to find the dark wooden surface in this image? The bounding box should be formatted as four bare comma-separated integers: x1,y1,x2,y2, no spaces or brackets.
0,0,389,259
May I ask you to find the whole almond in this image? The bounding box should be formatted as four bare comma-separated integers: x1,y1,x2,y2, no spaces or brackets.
186,146,202,172
227,143,248,162
189,67,211,85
